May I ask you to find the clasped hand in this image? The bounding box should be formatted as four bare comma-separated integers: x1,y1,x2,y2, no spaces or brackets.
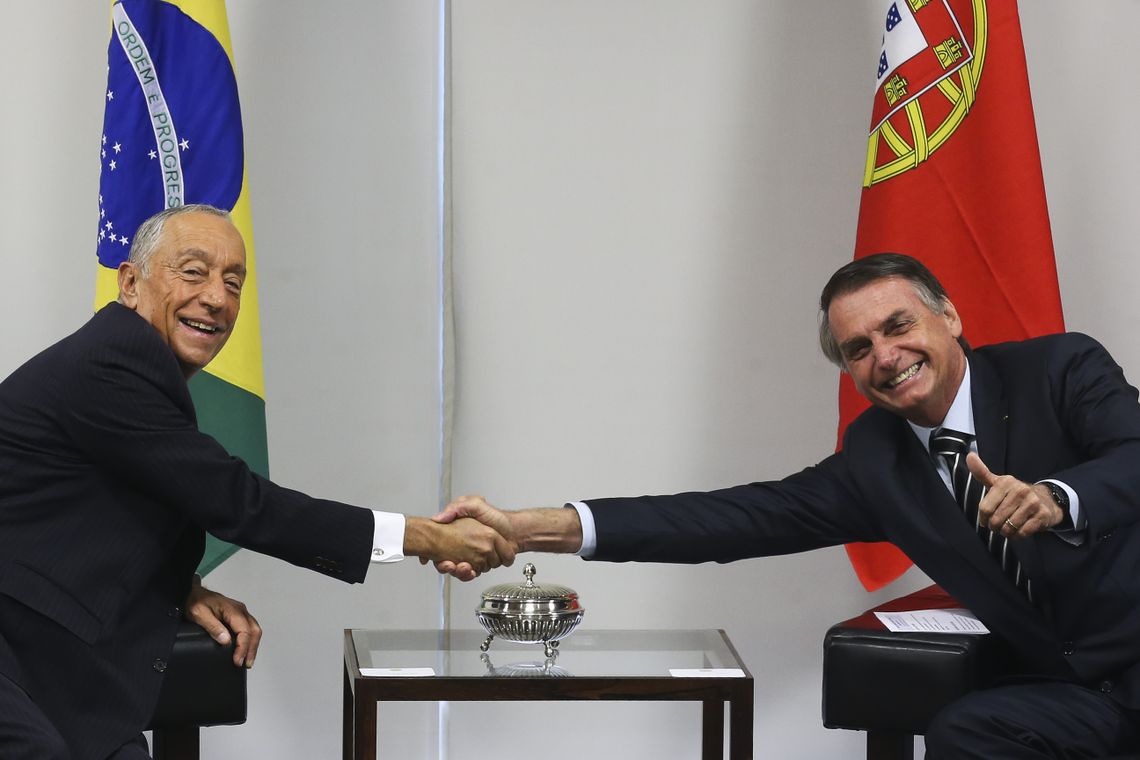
420,495,515,581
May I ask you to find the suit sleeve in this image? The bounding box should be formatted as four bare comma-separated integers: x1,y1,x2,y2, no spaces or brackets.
587,452,886,564
58,319,375,583
1047,333,1140,537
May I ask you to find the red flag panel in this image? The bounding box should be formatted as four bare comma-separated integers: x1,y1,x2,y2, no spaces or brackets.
841,0,1064,590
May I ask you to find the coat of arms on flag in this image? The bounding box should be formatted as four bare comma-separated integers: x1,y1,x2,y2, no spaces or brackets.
866,0,986,186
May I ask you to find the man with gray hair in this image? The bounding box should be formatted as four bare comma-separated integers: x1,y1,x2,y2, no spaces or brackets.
436,253,1140,758
0,204,512,759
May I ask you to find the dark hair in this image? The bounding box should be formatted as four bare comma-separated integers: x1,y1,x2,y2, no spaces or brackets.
818,253,961,366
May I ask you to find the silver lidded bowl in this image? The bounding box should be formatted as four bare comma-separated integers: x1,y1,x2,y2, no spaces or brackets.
476,562,584,658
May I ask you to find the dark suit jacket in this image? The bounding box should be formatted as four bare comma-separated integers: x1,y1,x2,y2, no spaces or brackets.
0,303,375,759
587,332,1140,705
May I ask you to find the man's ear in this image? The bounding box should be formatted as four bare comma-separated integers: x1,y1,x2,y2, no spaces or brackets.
118,262,140,309
941,298,964,338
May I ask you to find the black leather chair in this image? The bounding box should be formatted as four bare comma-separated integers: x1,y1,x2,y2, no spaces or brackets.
821,585,1011,760
147,621,248,760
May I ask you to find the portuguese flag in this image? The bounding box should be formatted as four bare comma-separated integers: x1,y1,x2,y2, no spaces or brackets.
841,0,1064,590
95,0,267,575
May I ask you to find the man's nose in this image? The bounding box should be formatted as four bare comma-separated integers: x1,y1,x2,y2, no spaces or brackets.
199,276,225,310
870,338,898,367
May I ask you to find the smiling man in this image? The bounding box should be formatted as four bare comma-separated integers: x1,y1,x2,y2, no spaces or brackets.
435,253,1140,758
824,273,966,427
0,204,513,760
117,206,247,378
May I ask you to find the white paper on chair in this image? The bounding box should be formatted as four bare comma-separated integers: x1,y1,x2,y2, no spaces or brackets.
873,608,990,634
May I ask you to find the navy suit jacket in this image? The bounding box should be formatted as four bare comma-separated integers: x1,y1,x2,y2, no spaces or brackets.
587,332,1140,704
0,303,375,759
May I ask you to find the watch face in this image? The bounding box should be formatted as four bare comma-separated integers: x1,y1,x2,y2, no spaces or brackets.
1049,483,1069,508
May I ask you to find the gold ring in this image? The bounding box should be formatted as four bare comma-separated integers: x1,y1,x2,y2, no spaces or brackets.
1004,518,1018,530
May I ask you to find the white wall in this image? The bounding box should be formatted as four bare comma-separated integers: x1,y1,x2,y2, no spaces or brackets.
1023,4,1140,377
2,2,1139,759
445,3,909,758
445,2,1140,758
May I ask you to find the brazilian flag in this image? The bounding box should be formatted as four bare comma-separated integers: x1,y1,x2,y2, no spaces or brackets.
95,0,267,575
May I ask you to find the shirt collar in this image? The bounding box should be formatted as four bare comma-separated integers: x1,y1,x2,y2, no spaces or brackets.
908,362,974,455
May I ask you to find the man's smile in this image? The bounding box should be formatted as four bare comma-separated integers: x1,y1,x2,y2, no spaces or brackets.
884,361,923,389
180,317,223,335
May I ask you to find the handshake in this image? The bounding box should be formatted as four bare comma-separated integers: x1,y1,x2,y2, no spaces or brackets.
406,496,584,581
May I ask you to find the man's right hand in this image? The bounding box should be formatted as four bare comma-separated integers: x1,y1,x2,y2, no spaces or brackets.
437,495,516,542
404,514,516,581
429,497,585,579
428,495,516,580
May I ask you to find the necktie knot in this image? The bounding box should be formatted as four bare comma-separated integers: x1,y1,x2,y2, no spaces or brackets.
930,427,974,460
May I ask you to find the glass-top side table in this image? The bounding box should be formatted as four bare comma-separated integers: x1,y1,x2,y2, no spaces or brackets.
343,629,754,760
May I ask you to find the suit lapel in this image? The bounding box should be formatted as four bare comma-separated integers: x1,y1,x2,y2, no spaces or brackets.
968,351,1050,608
889,353,1044,605
970,350,1009,474
895,424,1000,577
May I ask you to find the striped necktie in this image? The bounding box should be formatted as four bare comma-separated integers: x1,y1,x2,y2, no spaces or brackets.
929,427,1033,603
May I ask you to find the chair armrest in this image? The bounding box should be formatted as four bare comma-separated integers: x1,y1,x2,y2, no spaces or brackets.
822,584,1010,735
147,620,248,730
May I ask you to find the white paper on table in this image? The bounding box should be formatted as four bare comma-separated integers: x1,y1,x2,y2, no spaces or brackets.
873,608,990,634
668,668,746,678
360,667,436,677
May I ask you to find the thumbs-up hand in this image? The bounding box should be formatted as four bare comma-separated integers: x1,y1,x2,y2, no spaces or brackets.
965,452,1065,538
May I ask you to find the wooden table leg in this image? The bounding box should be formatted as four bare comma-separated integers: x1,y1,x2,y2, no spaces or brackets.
152,726,199,760
343,665,353,760
729,684,754,760
353,685,377,760
866,730,914,760
702,700,724,759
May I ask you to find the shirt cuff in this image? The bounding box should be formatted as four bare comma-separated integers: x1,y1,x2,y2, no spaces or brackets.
369,510,406,564
568,501,596,558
